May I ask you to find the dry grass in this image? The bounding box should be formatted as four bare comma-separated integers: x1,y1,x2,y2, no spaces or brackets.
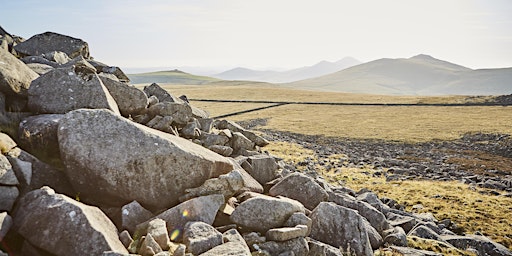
230,105,512,142
189,101,275,117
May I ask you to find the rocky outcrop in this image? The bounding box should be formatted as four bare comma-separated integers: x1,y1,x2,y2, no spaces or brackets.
58,109,233,209
13,187,127,256
14,31,90,59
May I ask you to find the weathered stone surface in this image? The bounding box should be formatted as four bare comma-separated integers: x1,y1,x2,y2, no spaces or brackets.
14,32,90,59
230,132,255,153
26,63,54,75
256,237,309,256
28,67,120,114
100,76,147,116
389,246,442,256
119,230,133,249
200,241,251,256
242,154,279,186
89,60,130,82
44,51,71,64
0,212,12,241
307,238,342,256
183,221,223,255
202,133,229,147
139,233,162,256
309,202,373,256
138,194,225,242
143,83,183,103
362,217,383,250
0,47,38,97
222,229,250,251
13,187,128,256
121,200,154,235
409,225,445,242
146,102,193,126
58,109,233,209
386,211,417,233
180,170,245,202
215,119,269,147
147,218,170,250
329,192,391,235
285,212,312,235
0,154,17,185
0,132,16,154
207,145,233,157
442,234,512,256
384,226,407,246
269,172,328,210
230,194,305,233
266,225,309,242
18,114,63,159
0,186,18,211
181,120,201,139
21,55,61,68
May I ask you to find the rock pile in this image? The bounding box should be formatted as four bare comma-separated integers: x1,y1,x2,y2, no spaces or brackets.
1,26,511,256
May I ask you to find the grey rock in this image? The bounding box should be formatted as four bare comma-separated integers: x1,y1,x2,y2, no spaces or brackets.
14,31,90,59
58,109,233,209
243,232,266,248
409,225,445,243
147,102,193,126
43,51,71,64
138,194,225,242
61,55,97,74
0,186,18,211
147,218,171,250
0,47,39,97
202,133,230,147
357,191,391,213
28,66,120,114
197,118,214,133
121,200,154,235
208,145,233,157
0,211,12,241
266,225,309,242
307,238,342,256
21,55,60,68
26,63,54,75
230,132,255,153
386,211,417,233
143,83,184,103
442,234,512,256
119,230,133,249
269,172,328,210
89,60,130,82
199,241,251,256
243,154,279,186
180,170,245,202
215,119,269,147
285,212,312,235
100,76,148,116
309,202,373,256
181,120,201,139
230,194,305,233
362,217,383,250
18,114,63,160
256,237,309,256
0,154,18,185
222,229,250,251
0,132,16,154
13,187,128,256
389,246,442,256
139,233,163,256
183,221,223,255
383,226,407,246
328,192,391,235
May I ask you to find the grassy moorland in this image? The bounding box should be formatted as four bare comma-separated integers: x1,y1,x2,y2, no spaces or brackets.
153,82,512,251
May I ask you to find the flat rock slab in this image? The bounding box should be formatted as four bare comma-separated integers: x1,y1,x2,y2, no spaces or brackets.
58,109,233,210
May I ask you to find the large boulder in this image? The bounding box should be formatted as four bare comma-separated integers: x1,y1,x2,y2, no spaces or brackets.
183,221,223,255
309,202,373,256
58,109,233,210
13,187,128,256
269,172,328,210
442,234,512,256
28,66,120,114
14,32,90,59
242,154,279,185
18,114,63,160
99,76,147,116
200,229,251,256
0,47,39,97
121,200,154,235
230,194,305,233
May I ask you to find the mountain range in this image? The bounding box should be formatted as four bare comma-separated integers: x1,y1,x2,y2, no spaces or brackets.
286,54,512,95
211,57,361,83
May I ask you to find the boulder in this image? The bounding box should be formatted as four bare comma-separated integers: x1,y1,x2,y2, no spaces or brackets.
181,120,201,139
21,55,61,68
88,60,130,82
309,202,373,256
202,133,229,148
230,194,305,233
146,218,170,250
230,132,255,153
0,47,39,97
362,217,383,249
409,225,445,242
143,83,183,103
183,221,223,255
215,119,269,147
180,169,245,202
43,51,71,64
269,172,328,210
121,200,154,235
389,246,442,256
119,230,133,248
384,226,407,246
13,187,128,255
14,31,90,59
18,114,63,160
146,102,192,126
26,63,54,75
256,237,309,256
0,154,18,185
0,132,16,154
386,211,417,233
137,194,225,242
58,109,233,209
0,186,18,211
307,238,342,256
242,154,279,185
442,234,512,256
285,212,312,235
28,66,120,115
0,212,12,241
99,76,147,116
207,145,233,157
139,233,162,256
266,225,309,242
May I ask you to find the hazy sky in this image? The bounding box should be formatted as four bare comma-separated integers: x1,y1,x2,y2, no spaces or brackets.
1,0,511,71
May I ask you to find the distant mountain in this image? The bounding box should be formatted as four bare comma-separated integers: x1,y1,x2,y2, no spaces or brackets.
212,57,361,83
287,54,512,95
127,69,219,85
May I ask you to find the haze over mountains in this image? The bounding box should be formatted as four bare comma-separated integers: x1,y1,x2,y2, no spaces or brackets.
127,54,512,96
211,57,361,83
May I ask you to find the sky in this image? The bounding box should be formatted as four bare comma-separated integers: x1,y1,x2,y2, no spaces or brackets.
1,0,511,73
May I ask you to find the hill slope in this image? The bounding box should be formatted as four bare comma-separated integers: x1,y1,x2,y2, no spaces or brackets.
127,69,219,85
212,57,361,83
287,55,512,95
